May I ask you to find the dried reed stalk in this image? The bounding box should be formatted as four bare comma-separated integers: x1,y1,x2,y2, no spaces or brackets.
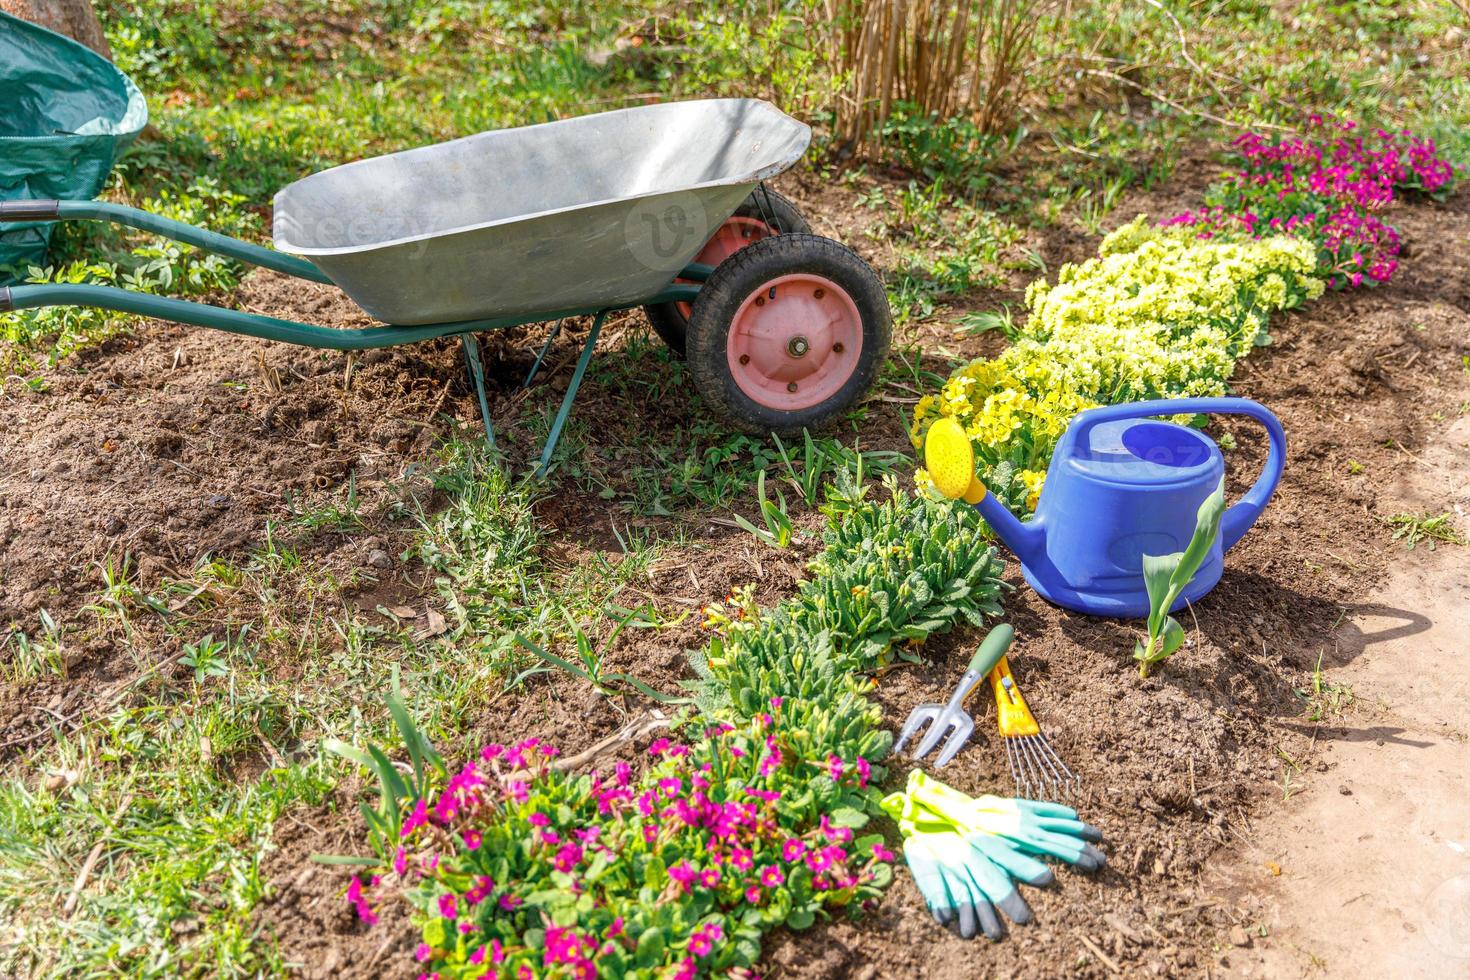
827,0,1047,153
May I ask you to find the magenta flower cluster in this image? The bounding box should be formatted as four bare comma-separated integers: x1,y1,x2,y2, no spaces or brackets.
1161,115,1454,290
1234,115,1454,198
346,705,891,979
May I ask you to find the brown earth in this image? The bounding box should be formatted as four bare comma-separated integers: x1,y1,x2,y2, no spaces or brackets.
1212,410,1470,977
1,157,1467,977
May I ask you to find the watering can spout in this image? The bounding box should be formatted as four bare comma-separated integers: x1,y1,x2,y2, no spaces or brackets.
973,493,1049,567
922,417,1051,568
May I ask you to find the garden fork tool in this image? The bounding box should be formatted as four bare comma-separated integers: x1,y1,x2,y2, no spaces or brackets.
894,625,1015,767
988,656,1077,800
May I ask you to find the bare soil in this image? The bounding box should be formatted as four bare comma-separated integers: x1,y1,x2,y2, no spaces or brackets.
2,158,1467,977
1211,415,1470,978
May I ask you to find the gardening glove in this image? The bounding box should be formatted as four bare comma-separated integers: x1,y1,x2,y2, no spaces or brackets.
904,768,1107,872
881,789,1052,941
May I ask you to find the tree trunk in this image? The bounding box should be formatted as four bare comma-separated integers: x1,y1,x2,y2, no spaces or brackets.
1,0,111,60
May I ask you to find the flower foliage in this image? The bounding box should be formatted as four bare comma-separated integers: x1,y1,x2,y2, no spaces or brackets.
343,485,1005,978
911,221,1321,508
1162,116,1455,290
366,725,891,980
913,116,1450,510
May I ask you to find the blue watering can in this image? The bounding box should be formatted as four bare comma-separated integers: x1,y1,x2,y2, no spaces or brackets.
924,397,1286,618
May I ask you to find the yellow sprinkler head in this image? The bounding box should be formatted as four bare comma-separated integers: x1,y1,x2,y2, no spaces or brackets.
923,418,986,504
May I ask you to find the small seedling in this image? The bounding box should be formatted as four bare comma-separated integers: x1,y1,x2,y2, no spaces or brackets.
1,610,65,682
1346,459,1364,475
772,430,830,507
287,469,365,533
1277,746,1304,801
1294,651,1355,721
959,306,1019,340
732,470,794,549
513,609,688,705
180,633,230,683
323,666,446,863
1379,511,1466,550
1134,478,1225,678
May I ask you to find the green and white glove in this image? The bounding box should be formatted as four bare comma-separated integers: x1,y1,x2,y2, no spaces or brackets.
906,768,1107,871
882,770,1107,940
882,788,1053,940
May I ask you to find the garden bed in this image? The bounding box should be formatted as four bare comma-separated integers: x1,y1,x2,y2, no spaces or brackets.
1,150,1467,977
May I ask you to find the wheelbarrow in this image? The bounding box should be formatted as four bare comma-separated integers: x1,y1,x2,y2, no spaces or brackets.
0,98,891,473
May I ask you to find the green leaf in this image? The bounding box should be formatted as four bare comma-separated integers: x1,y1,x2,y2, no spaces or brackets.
323,738,372,769
634,927,665,967
364,743,406,827
1159,615,1185,657
517,633,594,683
786,907,816,930
601,670,694,705
1141,551,1182,639
1172,476,1227,591
827,806,869,829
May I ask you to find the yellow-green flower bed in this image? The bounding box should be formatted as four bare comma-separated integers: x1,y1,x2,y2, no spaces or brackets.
911,218,1324,508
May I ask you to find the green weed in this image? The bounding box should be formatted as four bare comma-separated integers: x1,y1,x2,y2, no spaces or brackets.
1294,651,1355,721
1379,511,1466,550
732,470,795,549
1,611,66,683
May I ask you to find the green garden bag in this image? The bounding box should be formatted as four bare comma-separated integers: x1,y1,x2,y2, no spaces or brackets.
0,10,147,283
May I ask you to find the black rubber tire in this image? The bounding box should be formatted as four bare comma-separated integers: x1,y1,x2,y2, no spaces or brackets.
686,233,890,436
644,187,811,357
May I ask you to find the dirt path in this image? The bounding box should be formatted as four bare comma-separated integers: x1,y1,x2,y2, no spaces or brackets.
1216,413,1470,977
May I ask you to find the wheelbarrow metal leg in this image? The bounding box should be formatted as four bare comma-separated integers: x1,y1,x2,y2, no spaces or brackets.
536,310,606,477
459,333,495,451
522,318,563,389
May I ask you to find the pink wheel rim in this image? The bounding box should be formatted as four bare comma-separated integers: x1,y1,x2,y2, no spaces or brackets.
676,216,773,318
726,273,863,412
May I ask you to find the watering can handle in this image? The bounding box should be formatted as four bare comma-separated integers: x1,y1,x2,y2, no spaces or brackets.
1069,397,1286,552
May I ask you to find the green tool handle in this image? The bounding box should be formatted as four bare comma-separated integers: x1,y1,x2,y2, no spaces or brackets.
940,624,1016,713
965,624,1015,677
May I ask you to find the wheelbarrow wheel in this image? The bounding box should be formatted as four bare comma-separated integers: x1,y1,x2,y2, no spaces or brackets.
686,233,890,436
643,187,810,357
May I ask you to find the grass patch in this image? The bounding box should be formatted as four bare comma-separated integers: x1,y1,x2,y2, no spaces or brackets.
1379,511,1467,550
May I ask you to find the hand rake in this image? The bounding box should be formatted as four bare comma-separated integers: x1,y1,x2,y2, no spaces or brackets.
987,656,1077,800
893,625,1014,768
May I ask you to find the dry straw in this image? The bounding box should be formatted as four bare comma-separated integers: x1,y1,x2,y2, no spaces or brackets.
826,0,1051,150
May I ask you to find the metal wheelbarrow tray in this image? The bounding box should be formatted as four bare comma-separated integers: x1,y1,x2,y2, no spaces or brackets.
0,99,892,472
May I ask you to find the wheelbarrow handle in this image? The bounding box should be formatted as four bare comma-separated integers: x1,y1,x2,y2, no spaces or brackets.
0,200,61,222
0,199,333,285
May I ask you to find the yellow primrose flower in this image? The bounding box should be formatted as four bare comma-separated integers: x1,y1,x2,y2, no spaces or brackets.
909,214,1325,513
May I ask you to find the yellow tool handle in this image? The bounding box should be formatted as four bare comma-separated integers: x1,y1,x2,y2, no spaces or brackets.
987,655,1040,737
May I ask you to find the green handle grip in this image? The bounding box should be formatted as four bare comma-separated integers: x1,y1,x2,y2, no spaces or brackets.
965,624,1015,676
